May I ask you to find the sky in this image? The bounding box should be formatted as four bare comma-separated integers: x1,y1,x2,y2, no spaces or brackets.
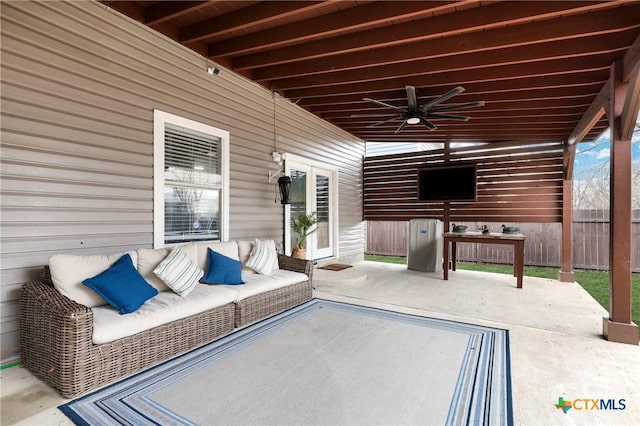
574,120,640,178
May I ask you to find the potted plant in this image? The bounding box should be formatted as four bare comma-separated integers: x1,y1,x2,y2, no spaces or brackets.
291,212,318,259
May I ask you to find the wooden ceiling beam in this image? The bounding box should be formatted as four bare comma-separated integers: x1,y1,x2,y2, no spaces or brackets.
353,129,570,137
309,88,600,114
180,1,328,44
620,64,640,140
623,33,640,81
569,33,640,145
281,59,613,97
325,109,587,121
144,1,211,26
100,1,639,146
254,29,636,83
206,1,461,57
233,1,627,70
346,124,576,133
101,1,145,22
297,77,606,107
341,115,583,125
620,34,640,140
313,98,594,116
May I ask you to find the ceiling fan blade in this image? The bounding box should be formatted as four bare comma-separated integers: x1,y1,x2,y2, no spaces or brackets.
363,97,403,110
429,101,485,112
394,120,408,134
405,86,417,109
366,117,403,128
419,117,438,130
422,86,465,109
428,112,470,121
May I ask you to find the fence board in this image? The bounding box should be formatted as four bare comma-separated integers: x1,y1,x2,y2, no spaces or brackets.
366,210,640,272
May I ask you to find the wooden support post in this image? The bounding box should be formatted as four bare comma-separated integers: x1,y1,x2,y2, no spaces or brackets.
603,60,638,345
558,177,575,282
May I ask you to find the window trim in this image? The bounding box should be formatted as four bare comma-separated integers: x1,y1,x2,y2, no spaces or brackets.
153,109,229,248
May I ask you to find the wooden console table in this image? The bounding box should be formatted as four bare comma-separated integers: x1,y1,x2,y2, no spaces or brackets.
443,231,526,288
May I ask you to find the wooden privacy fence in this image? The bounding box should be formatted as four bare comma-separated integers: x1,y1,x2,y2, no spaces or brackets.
366,210,640,272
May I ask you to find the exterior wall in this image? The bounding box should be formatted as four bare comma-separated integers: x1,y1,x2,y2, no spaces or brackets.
0,0,365,363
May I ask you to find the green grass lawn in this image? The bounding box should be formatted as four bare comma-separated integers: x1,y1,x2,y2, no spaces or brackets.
364,254,640,333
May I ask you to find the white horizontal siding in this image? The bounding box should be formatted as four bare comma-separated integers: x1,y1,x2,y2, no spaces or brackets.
0,0,364,362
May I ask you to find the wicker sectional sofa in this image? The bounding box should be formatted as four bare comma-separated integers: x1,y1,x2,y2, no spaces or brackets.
19,240,313,398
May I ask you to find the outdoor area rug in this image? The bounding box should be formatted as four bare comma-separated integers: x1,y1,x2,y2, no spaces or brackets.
59,299,512,425
318,263,353,271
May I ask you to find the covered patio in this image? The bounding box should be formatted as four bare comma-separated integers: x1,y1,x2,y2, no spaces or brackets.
3,263,639,424
101,0,640,344
1,1,639,423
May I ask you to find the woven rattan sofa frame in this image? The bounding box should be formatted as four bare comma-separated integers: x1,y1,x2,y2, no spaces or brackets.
234,255,314,327
19,254,313,398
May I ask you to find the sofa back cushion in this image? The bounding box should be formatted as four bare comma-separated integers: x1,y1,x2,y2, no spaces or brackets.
154,246,203,296
193,241,239,271
202,248,245,285
237,239,279,275
245,239,279,275
82,253,158,314
136,248,170,292
49,251,139,307
237,240,256,275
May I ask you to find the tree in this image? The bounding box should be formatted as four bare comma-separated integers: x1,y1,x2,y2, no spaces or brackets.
573,119,640,210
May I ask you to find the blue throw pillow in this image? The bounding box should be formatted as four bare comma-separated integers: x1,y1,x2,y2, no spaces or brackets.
82,253,158,314
203,248,244,285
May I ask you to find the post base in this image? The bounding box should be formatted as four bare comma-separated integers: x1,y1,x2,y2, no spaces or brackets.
557,270,575,282
602,318,639,345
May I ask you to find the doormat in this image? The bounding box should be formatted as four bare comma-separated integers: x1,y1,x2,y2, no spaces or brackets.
318,263,353,271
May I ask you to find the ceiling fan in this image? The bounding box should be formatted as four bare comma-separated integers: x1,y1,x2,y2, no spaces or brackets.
353,86,485,133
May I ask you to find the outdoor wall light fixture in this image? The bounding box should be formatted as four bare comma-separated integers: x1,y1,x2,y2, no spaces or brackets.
277,175,291,204
207,66,220,75
268,151,290,204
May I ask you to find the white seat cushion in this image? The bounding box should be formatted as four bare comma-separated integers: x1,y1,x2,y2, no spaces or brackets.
223,270,309,301
91,285,237,344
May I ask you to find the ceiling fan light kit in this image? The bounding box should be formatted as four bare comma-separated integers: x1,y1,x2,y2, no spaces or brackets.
357,86,485,133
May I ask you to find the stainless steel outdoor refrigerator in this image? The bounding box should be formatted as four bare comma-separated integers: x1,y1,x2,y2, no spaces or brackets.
407,219,444,272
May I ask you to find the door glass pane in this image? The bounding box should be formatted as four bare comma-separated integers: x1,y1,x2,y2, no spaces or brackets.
316,174,330,250
290,169,307,251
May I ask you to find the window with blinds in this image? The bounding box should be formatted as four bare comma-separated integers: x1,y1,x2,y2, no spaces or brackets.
154,110,229,247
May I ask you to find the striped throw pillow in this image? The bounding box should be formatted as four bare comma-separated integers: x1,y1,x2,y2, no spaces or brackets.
245,239,278,275
153,246,203,296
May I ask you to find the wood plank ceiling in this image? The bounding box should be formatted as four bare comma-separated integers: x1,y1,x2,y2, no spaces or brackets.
102,0,640,145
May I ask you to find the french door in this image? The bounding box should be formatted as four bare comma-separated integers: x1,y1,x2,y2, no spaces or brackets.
284,155,337,260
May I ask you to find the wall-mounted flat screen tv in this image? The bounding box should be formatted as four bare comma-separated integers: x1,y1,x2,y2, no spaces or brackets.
417,163,477,201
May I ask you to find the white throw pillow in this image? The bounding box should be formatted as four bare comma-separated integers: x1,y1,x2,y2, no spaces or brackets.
153,246,203,297
49,251,138,307
245,239,279,275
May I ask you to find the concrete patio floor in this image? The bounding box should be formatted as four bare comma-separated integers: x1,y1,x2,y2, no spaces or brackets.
2,260,639,425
